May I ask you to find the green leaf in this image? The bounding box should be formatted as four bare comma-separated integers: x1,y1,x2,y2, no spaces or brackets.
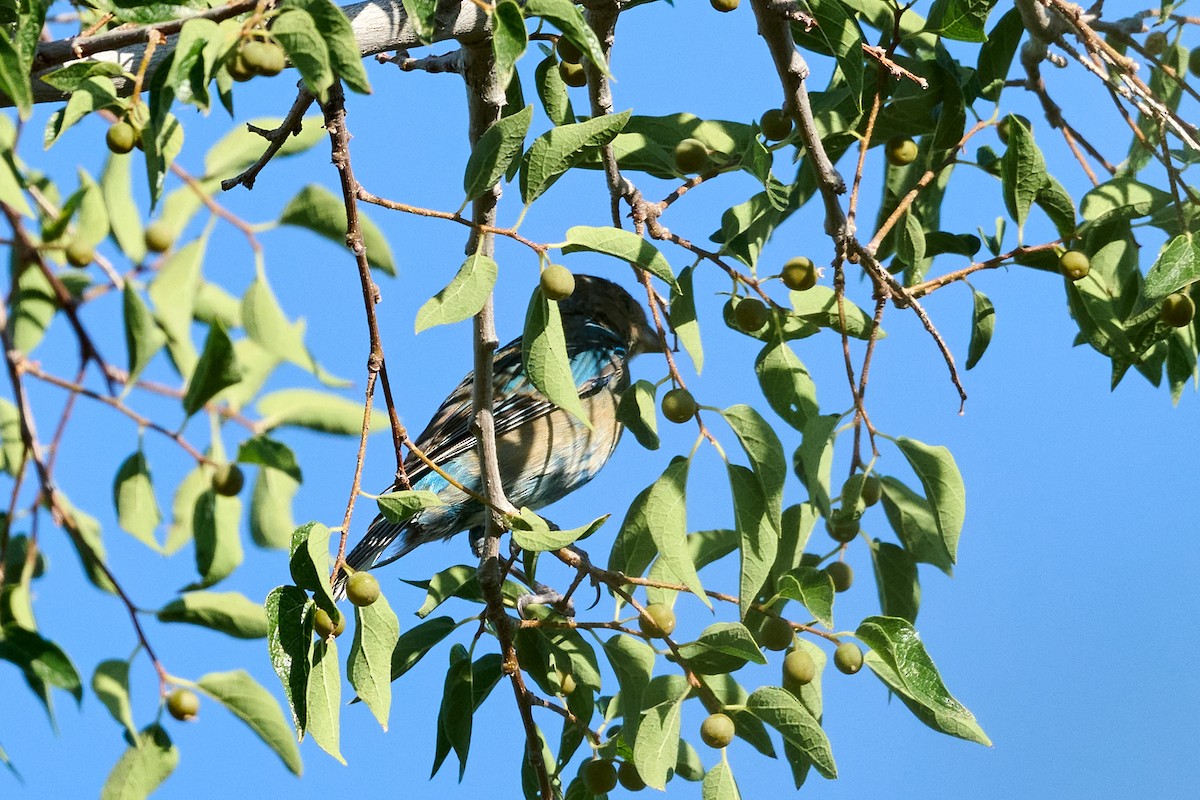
893,437,965,565
965,288,995,370
377,490,444,525
386,615,456,682
157,591,269,638
149,238,206,377
415,252,499,333
190,489,243,588
1132,233,1200,319
878,477,954,574
645,457,709,608
674,622,767,674
790,285,879,340
976,8,1023,100
92,660,137,741
898,210,927,268
701,760,741,800
603,635,655,743
520,110,632,204
871,541,920,623
348,592,401,729
182,324,242,417
1000,115,1049,238
633,675,689,790
100,724,178,800
265,585,313,733
616,379,659,450
289,521,336,613
272,9,333,101
237,435,303,482
856,615,990,745
435,645,474,777
197,670,303,775
723,404,786,528
58,497,117,593
250,466,299,549
0,628,82,702
792,0,865,112
746,686,837,779
305,638,345,763
288,0,371,94
727,464,776,620
777,566,834,628
465,102,532,202
562,225,676,288
511,512,608,552
279,184,396,275
926,0,998,42
100,153,146,262
756,340,818,432
795,414,839,516
6,265,55,356
522,286,591,426
523,0,612,77
533,52,574,127
256,389,370,436
399,0,437,43
1035,176,1077,241
242,271,306,359
416,564,476,618
670,265,704,372
122,284,167,390
113,451,162,551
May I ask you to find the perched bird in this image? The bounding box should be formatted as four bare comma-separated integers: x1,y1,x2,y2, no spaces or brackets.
340,274,662,584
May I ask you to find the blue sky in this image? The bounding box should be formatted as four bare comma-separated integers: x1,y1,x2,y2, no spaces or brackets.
3,2,1199,798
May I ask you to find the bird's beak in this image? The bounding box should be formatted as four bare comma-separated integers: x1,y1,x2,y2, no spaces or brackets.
635,323,664,356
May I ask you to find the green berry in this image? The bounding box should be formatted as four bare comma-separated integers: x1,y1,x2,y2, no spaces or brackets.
64,239,94,268
760,108,792,141
734,297,770,332
1161,292,1195,327
842,474,880,508
617,761,646,791
255,42,286,77
346,571,381,607
167,688,200,721
581,759,618,794
638,602,676,638
105,121,137,155
783,648,817,687
998,114,1032,144
885,136,918,166
833,642,864,674
699,712,736,748
661,388,697,424
558,60,587,87
557,36,583,64
781,256,817,291
710,0,740,11
1059,250,1090,281
540,264,576,301
313,607,345,639
825,561,853,593
227,49,255,82
798,552,822,568
825,509,859,543
758,616,794,652
1145,31,1168,56
1189,47,1200,77
211,463,244,497
673,138,709,174
144,221,175,254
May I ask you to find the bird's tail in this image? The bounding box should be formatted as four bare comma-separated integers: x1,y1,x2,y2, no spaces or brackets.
332,514,419,599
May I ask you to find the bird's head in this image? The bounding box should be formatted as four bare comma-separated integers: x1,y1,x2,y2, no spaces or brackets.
561,274,664,356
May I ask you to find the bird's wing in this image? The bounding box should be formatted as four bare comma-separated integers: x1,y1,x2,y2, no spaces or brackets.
394,333,624,490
